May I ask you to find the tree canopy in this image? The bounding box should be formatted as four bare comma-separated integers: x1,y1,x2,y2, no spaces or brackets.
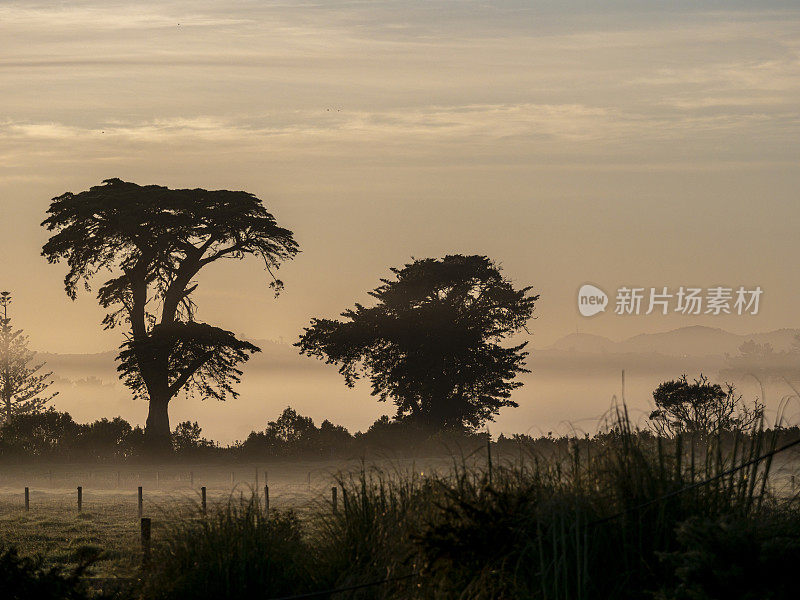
648,374,763,436
41,178,299,450
296,255,537,431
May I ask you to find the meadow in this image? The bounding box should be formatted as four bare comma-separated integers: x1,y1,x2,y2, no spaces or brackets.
0,456,460,585
3,414,800,599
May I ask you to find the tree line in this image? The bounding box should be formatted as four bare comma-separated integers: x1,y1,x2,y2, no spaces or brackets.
0,405,486,462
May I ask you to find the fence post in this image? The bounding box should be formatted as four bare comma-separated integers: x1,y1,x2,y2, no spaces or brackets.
138,486,143,518
332,486,337,513
201,486,207,516
77,486,82,512
264,485,269,516
141,517,151,566
487,437,493,487
24,487,29,511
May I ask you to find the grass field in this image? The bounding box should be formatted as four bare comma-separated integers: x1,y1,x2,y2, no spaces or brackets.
0,466,330,586
0,455,460,585
3,439,800,599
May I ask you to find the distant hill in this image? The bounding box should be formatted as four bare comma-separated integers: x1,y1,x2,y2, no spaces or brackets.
548,326,800,358
549,333,617,354
33,326,800,388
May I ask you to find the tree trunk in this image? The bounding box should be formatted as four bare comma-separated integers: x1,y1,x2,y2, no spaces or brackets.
145,393,172,455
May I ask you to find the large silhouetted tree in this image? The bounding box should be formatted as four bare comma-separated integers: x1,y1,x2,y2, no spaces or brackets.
297,255,537,431
41,179,299,452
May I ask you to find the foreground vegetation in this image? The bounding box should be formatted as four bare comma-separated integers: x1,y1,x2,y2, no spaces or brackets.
3,407,800,599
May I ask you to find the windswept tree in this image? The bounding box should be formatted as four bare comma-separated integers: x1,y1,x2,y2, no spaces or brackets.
649,374,763,437
41,179,299,451
297,255,537,431
0,291,58,423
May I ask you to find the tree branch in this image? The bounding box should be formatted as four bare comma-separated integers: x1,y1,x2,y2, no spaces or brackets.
168,350,215,398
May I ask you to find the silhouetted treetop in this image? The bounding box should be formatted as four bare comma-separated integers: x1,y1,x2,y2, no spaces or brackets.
42,178,298,306
297,254,537,431
41,178,299,451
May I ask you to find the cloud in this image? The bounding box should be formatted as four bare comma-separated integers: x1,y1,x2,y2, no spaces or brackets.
1,1,798,173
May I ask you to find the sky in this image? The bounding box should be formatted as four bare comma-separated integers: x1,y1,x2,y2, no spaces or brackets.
1,0,799,359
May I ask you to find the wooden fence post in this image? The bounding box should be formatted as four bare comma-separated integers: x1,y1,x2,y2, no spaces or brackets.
141,517,151,566
77,486,82,512
332,486,337,513
201,486,207,516
264,485,269,516
24,487,29,511
487,437,493,487
138,486,143,518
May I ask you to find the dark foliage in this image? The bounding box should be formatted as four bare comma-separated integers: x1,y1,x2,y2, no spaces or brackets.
171,420,215,455
650,373,763,436
0,545,106,600
661,513,800,600
41,178,299,448
141,500,314,600
297,255,537,431
0,410,145,461
240,406,352,458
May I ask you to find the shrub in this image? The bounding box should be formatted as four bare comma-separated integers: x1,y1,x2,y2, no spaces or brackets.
0,545,105,600
659,511,800,600
141,493,315,600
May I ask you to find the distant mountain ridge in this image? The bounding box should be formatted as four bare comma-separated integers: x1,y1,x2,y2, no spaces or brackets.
36,327,800,372
549,326,800,357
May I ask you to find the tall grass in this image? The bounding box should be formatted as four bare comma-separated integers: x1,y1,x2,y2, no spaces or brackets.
140,492,317,600
138,407,800,599
411,407,791,599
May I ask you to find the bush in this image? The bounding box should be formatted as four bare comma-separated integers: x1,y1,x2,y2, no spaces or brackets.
659,512,800,600
0,410,80,459
141,494,316,600
0,545,106,600
172,421,216,457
